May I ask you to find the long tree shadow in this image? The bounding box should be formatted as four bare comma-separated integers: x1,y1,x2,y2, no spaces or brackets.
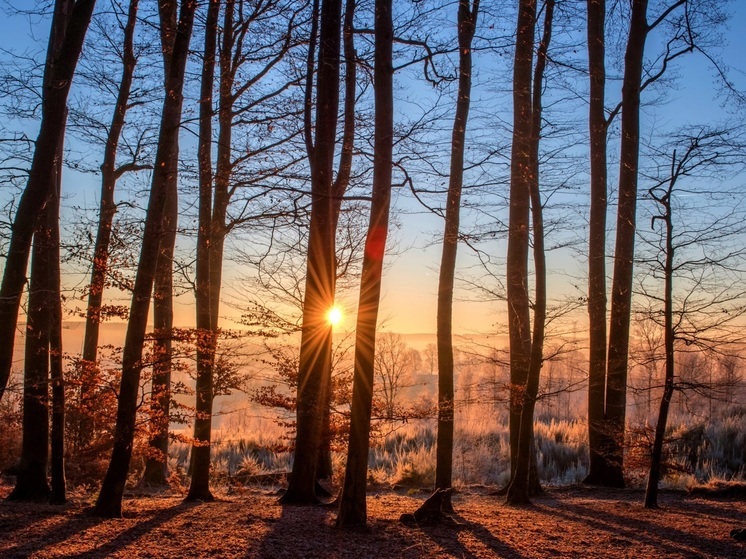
253,502,427,559
416,514,528,559
2,499,195,558
538,498,739,558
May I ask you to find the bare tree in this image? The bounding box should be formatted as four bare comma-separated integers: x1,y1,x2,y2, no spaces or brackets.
336,0,394,527
0,0,96,403
434,0,479,513
638,127,746,508
94,0,197,518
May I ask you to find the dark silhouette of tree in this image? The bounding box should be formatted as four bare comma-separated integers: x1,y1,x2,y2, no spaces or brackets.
583,0,611,487
0,0,96,403
336,0,393,527
506,0,554,505
79,0,143,450
640,127,746,508
185,0,221,501
282,0,343,505
94,0,196,518
434,0,479,513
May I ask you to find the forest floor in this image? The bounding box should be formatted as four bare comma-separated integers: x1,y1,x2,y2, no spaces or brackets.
1,480,745,558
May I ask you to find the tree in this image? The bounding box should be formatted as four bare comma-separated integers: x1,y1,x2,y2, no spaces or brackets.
185,0,220,500
585,0,713,487
434,0,478,513
336,0,394,527
506,0,555,505
374,332,417,420
583,0,610,486
0,0,96,403
79,0,143,449
282,0,343,505
94,0,197,518
639,127,746,508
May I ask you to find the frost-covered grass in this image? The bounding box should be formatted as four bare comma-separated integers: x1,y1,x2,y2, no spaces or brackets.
163,402,746,491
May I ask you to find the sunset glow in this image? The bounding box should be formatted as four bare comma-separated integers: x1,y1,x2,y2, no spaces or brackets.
326,305,344,327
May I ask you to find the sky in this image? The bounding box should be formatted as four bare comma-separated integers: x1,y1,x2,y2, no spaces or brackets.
0,0,745,341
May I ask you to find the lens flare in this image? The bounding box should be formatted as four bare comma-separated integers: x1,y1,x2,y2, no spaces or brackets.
326,305,343,327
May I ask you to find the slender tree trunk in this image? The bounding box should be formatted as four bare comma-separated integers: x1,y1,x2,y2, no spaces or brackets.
142,0,180,488
505,0,535,493
79,0,140,448
94,0,196,518
605,0,648,489
584,0,611,486
49,123,66,505
336,0,393,528
507,0,553,505
434,0,478,513
644,159,675,509
0,0,96,403
186,0,221,502
282,0,342,505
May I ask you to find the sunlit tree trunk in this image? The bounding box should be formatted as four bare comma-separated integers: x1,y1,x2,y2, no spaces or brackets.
435,0,478,512
605,0,649,488
505,0,535,498
80,0,140,449
584,0,611,487
141,0,180,489
0,0,96,403
94,0,196,518
186,0,221,501
336,0,393,528
507,0,553,505
282,0,342,505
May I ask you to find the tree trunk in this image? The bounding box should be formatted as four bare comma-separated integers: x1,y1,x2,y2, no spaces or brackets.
605,0,649,489
186,0,221,502
584,0,611,487
79,0,140,449
282,0,342,506
644,156,675,509
505,0,535,499
434,0,478,513
336,0,393,528
94,0,196,518
49,122,67,505
9,205,54,502
507,0,553,505
0,0,96,403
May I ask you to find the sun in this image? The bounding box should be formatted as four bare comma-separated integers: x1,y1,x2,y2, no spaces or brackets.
326,305,344,327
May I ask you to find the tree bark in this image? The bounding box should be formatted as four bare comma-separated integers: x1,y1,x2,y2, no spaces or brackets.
79,0,140,449
434,0,478,513
49,121,67,505
584,0,611,487
8,202,55,502
0,0,96,403
336,0,393,528
505,0,535,496
94,0,196,518
282,0,342,505
605,0,649,489
186,0,221,502
507,0,553,505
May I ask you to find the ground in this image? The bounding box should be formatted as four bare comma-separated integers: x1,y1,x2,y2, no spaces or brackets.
1,482,745,558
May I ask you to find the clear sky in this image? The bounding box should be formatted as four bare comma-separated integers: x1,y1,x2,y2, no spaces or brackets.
1,1,745,338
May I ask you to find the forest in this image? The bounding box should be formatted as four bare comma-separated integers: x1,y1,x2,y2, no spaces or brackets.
0,0,746,557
